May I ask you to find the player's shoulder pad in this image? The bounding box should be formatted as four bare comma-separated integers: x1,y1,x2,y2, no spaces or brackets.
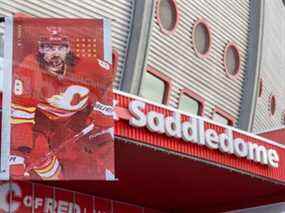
20,55,39,69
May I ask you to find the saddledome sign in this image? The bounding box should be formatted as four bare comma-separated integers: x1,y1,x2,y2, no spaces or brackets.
128,100,279,168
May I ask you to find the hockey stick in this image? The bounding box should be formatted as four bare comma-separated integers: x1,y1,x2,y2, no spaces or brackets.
24,59,116,175
25,123,95,173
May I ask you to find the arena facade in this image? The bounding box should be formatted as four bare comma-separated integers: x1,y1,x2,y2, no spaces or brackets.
1,0,285,212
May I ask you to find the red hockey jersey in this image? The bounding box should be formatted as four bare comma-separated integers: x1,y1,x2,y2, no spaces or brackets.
10,55,115,180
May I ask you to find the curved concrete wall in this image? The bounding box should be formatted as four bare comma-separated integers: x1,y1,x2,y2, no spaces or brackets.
252,0,285,132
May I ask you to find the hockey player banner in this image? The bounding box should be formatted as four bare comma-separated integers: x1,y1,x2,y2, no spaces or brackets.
1,17,115,180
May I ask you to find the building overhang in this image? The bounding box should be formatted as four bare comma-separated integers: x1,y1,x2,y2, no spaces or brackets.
45,137,285,212
45,90,285,212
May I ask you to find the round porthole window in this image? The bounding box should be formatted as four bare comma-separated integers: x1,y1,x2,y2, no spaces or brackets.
156,0,179,34
223,42,241,78
281,111,285,125
269,94,276,116
192,19,211,58
258,78,263,97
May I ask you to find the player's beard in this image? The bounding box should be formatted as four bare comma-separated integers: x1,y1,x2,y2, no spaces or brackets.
45,56,66,75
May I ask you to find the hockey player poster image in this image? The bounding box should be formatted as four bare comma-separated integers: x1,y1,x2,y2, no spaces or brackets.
1,17,115,180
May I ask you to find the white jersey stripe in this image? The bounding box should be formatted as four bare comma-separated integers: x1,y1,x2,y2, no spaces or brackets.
36,158,60,178
11,108,35,119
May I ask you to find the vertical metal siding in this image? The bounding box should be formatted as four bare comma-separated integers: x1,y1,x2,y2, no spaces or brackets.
0,0,134,89
146,0,250,126
252,0,285,132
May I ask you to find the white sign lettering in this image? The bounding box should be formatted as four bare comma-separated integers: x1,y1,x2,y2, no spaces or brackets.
129,100,280,168
0,182,21,212
0,183,82,213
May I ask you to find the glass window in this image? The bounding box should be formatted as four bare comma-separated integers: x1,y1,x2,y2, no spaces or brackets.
224,43,240,77
212,112,231,125
140,71,166,104
179,94,200,115
157,0,178,34
193,19,211,58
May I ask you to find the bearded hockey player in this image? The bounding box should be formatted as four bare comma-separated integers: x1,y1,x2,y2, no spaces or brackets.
10,26,115,180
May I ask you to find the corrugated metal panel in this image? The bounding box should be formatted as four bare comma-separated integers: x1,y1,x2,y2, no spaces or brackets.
145,0,250,126
0,0,134,89
252,0,285,132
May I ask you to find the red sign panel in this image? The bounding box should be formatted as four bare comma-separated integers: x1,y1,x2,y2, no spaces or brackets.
0,182,161,213
55,188,74,213
1,17,115,180
113,91,285,183
34,184,54,213
94,197,112,213
113,202,142,213
75,193,93,213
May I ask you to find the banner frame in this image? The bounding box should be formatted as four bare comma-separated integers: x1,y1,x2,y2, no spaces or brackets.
0,16,13,180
